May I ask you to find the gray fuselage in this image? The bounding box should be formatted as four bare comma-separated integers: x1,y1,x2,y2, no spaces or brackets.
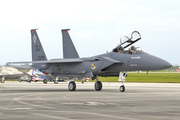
39,50,171,78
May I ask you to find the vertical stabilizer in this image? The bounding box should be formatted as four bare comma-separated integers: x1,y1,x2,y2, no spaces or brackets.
31,29,47,61
62,29,79,58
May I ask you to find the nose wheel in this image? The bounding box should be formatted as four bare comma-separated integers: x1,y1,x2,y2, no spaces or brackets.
119,85,125,92
118,71,127,92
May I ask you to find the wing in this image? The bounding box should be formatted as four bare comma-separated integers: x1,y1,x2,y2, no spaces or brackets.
0,73,31,79
7,59,84,64
5,65,39,69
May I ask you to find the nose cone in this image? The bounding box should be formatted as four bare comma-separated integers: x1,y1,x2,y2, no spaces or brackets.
148,55,172,70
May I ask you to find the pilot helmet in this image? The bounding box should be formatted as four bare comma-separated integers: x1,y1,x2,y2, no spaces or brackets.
131,46,136,50
119,46,124,50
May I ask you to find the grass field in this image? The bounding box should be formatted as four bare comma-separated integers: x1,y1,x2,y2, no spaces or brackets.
4,72,180,83
87,72,180,83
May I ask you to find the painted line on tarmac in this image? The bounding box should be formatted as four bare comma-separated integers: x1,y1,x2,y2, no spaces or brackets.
31,113,74,120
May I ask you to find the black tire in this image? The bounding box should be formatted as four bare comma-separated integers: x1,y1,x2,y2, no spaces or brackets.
43,79,47,84
18,78,22,82
54,80,58,84
95,81,102,91
1,80,4,83
120,85,125,92
1,77,5,83
68,81,76,91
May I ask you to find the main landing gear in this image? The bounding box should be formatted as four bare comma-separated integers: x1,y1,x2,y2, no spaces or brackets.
43,79,47,84
0,76,5,83
67,76,103,91
118,71,127,92
93,76,102,91
54,80,58,84
54,77,59,84
68,81,76,91
18,78,22,82
95,81,102,91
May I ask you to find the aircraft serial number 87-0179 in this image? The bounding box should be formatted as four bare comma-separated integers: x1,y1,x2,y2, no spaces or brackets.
7,29,172,92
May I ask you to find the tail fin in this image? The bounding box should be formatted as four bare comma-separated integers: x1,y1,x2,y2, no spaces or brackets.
31,29,47,61
62,29,79,58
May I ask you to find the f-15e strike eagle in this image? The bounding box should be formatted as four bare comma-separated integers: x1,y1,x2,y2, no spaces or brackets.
8,29,172,92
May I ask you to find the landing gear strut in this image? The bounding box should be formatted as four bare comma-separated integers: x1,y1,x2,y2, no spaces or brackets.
68,81,76,91
118,71,127,92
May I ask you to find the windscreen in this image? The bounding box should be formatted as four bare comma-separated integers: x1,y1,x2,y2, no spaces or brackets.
113,31,141,52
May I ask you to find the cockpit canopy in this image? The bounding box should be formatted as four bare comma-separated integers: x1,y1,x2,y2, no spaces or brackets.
113,31,141,52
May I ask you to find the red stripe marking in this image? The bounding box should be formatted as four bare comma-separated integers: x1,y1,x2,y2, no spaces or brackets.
62,31,68,33
31,30,36,32
42,72,48,75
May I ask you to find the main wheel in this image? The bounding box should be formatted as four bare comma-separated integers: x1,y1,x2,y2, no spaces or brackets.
68,81,76,91
43,79,47,84
54,80,58,84
18,78,22,82
1,80,4,83
95,81,102,91
120,85,125,92
1,77,5,83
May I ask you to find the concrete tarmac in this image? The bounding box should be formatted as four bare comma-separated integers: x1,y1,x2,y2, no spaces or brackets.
0,81,180,120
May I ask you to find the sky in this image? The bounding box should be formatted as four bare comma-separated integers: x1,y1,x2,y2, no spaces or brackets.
0,0,180,66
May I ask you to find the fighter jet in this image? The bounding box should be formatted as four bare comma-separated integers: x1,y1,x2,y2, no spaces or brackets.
18,69,46,82
0,68,38,83
8,29,172,92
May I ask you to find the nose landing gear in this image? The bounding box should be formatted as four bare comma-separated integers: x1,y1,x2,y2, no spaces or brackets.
120,85,125,92
118,71,127,92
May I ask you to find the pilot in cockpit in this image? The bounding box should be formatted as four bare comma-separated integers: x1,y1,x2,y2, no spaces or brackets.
118,46,124,53
129,46,136,54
